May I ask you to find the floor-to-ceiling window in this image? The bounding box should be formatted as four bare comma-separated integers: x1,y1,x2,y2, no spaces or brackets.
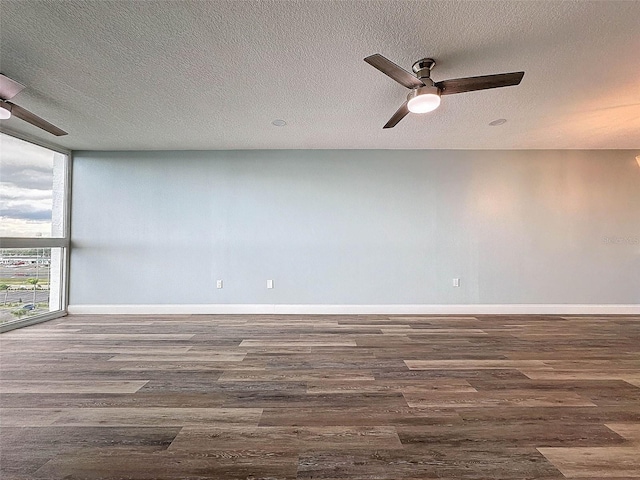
0,132,70,331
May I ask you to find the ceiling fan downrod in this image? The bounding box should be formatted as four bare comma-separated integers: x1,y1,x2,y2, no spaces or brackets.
412,58,436,83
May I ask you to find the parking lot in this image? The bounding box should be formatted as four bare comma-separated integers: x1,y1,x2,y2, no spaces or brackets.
0,262,53,324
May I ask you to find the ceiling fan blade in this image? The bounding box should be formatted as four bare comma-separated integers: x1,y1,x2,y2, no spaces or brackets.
383,101,410,129
1,101,67,136
365,54,424,90
0,73,26,100
436,71,524,95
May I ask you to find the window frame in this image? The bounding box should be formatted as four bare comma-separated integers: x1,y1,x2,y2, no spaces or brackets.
0,131,72,333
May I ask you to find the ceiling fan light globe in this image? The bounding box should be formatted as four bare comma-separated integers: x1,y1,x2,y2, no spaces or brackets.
407,85,441,114
0,105,11,119
407,93,441,113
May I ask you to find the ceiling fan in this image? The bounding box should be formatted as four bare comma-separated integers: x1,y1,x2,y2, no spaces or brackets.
364,54,524,129
0,73,67,136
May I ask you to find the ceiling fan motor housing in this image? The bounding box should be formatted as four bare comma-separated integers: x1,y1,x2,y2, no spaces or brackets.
407,84,440,101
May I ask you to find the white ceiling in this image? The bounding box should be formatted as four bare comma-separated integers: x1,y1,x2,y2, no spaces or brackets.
0,0,639,150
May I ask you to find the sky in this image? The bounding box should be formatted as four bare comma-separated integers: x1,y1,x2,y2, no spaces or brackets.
0,133,55,237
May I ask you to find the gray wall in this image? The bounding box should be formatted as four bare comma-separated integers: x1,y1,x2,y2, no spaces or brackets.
70,150,640,305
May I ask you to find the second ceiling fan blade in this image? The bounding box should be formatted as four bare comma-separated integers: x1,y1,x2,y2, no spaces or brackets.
383,101,410,129
436,71,524,95
0,73,26,100
1,101,68,136
364,54,424,90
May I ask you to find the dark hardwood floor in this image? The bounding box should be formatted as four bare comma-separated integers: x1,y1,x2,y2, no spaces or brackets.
1,314,639,479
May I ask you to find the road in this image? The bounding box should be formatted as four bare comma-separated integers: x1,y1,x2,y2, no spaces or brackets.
0,264,51,283
1,290,50,304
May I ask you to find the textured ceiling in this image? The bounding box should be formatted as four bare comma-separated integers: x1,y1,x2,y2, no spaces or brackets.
0,0,639,150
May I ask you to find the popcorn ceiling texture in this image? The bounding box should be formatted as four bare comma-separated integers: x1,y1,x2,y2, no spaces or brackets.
0,0,639,150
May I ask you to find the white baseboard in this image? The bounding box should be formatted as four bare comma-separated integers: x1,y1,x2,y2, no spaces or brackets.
67,304,640,315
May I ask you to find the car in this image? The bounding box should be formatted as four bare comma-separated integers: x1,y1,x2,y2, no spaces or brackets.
20,304,36,311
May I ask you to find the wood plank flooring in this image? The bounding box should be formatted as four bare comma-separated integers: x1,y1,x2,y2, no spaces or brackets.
1,314,639,479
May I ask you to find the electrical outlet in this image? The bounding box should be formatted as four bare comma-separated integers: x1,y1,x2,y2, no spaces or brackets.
452,278,460,287
216,280,223,289
267,279,274,289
